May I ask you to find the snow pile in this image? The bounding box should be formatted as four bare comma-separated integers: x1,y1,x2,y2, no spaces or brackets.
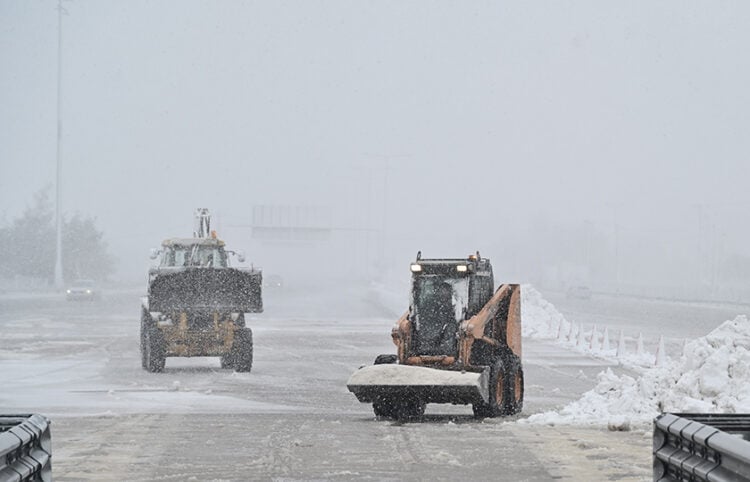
525,315,750,427
521,284,570,339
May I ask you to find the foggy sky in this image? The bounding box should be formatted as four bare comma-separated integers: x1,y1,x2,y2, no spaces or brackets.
2,1,750,286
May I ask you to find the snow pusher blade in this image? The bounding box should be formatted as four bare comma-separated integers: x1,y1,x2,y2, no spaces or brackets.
347,364,490,405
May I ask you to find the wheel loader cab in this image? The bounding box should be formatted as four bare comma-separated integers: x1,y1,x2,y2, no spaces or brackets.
159,240,229,268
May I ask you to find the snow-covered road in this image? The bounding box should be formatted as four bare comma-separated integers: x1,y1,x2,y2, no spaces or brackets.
4,286,733,480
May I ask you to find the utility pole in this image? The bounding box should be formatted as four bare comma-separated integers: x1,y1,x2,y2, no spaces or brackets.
53,0,64,289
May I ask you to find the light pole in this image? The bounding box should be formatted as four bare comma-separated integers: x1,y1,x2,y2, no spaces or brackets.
53,0,64,289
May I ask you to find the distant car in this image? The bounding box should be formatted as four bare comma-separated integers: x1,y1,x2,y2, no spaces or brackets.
566,285,592,300
66,279,101,301
264,274,284,289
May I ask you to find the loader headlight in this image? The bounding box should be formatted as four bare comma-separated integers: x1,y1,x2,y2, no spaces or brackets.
456,265,468,272
66,290,71,294
410,264,422,273
85,290,91,294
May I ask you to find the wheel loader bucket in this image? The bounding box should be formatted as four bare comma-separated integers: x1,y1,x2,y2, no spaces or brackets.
347,364,490,405
149,267,263,313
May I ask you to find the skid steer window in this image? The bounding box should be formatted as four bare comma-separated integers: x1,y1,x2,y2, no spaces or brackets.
413,276,469,355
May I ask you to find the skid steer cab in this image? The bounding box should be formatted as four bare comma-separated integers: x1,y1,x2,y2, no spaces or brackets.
347,252,523,419
140,209,262,373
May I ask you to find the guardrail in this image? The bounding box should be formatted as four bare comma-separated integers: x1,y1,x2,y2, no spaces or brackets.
0,414,51,482
653,413,750,481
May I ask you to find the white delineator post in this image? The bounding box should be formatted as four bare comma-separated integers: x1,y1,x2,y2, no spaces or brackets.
557,320,563,340
682,338,688,357
616,330,626,358
577,324,586,347
654,335,667,367
601,327,611,352
567,321,575,342
589,325,598,351
636,332,645,357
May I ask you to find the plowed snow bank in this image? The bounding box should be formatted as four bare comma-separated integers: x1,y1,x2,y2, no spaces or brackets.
524,315,750,427
521,285,569,338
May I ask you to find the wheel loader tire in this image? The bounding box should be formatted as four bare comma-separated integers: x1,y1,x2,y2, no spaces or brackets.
231,327,253,372
472,357,511,418
140,312,147,369
140,308,155,370
144,327,166,373
220,354,233,369
374,354,397,365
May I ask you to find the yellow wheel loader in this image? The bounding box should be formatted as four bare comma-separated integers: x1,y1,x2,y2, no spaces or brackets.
347,252,523,419
140,209,262,373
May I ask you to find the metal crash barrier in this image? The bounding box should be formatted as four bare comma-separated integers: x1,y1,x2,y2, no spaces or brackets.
654,413,750,481
0,415,51,482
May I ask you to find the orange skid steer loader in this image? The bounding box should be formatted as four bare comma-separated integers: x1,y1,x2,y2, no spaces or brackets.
348,253,523,419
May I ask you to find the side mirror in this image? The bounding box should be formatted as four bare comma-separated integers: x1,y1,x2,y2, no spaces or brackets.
236,250,246,263
149,248,160,260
